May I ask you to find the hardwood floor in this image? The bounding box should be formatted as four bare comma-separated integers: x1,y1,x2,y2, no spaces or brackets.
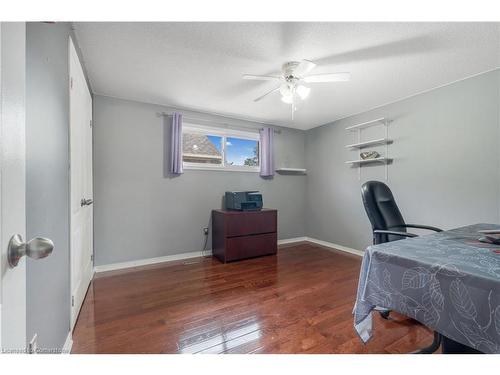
71,243,434,354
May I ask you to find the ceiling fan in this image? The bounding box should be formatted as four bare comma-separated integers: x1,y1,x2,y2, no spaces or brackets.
243,60,350,120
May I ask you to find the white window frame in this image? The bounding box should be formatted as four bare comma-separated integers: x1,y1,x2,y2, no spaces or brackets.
182,123,260,173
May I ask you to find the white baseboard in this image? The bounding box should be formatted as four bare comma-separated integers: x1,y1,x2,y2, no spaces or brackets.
304,237,364,257
95,239,305,273
94,250,212,273
93,237,362,274
278,236,364,257
62,331,72,354
278,236,308,245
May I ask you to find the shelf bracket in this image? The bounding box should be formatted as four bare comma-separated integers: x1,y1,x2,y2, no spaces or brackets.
384,120,389,181
357,128,361,181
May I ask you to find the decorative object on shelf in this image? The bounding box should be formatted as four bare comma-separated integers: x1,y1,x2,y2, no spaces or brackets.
360,151,380,160
345,117,392,180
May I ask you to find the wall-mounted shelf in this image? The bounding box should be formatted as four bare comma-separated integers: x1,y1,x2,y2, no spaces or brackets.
345,138,393,149
345,118,386,131
345,157,392,165
275,168,307,175
345,118,392,180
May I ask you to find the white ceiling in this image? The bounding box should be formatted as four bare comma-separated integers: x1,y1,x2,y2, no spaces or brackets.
73,22,500,130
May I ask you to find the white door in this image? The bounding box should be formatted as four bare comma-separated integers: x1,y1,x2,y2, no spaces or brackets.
69,37,93,330
0,22,27,352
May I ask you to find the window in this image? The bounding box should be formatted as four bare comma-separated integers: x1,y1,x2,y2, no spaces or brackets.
183,133,223,165
182,124,260,172
226,137,259,167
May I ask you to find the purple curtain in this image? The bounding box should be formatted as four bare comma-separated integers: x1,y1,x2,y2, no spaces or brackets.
259,127,274,177
169,112,183,175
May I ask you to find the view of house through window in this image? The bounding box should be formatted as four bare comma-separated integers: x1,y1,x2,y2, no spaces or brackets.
182,124,260,171
183,133,223,165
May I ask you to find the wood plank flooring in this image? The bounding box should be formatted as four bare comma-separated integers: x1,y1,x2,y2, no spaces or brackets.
71,243,434,354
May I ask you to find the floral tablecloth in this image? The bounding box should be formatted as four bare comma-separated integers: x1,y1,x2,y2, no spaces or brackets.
353,223,500,353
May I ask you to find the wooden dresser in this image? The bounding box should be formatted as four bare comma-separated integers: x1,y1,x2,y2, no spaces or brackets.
211,209,278,263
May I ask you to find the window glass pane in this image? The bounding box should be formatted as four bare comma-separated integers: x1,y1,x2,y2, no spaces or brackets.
225,137,259,167
182,133,223,165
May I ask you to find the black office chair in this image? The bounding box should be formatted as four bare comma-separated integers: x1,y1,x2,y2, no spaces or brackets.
361,181,443,245
361,180,443,353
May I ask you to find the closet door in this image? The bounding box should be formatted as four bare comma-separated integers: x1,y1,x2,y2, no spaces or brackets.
69,37,93,330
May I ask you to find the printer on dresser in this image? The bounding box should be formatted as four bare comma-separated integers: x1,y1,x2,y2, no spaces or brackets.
211,209,278,263
224,191,263,211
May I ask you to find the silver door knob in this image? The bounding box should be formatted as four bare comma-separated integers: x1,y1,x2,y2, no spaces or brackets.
8,234,54,268
80,198,93,207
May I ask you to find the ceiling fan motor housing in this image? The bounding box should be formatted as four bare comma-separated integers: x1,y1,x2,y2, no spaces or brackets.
282,61,301,78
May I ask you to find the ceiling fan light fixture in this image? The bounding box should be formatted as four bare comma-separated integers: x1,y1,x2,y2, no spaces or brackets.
279,82,292,97
296,85,311,100
281,94,294,104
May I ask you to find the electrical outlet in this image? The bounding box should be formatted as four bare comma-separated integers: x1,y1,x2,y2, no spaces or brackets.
203,227,209,235
28,334,38,354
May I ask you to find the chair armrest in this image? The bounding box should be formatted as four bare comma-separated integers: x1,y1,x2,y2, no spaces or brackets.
390,224,443,232
374,230,418,238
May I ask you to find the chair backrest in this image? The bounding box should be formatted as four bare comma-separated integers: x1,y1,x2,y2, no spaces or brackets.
361,181,406,244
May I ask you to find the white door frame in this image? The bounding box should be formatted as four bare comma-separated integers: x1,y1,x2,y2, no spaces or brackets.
0,22,27,352
1,19,3,351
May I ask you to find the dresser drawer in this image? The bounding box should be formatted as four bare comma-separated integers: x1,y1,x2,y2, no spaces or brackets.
225,210,277,237
225,232,277,262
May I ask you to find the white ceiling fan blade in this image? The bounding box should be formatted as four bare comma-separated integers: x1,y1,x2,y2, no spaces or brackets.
303,72,351,83
253,86,280,102
293,60,316,77
243,74,281,81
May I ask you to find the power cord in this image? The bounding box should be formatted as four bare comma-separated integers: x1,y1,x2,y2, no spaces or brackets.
202,230,210,258
184,225,211,265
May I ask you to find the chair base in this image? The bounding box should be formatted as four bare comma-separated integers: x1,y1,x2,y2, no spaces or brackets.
376,310,441,353
379,310,391,320
411,332,442,354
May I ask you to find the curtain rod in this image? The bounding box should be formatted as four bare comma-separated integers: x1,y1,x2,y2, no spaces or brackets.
157,112,281,134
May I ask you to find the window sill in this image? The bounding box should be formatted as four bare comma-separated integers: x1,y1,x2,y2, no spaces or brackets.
183,165,260,173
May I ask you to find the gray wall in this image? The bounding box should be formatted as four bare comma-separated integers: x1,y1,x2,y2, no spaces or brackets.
93,95,307,266
25,22,76,351
93,70,500,266
305,69,500,251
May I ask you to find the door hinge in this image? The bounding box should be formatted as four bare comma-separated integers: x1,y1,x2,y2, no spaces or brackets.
89,120,92,128
70,77,73,89
91,254,94,262
28,334,38,354
71,295,75,307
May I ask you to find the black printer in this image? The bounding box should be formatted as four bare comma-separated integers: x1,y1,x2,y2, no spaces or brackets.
225,191,263,211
